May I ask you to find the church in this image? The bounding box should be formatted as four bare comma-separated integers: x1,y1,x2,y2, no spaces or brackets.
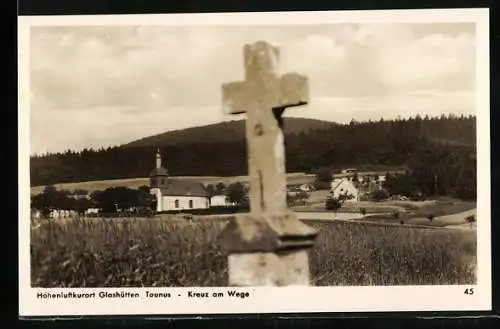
149,149,210,212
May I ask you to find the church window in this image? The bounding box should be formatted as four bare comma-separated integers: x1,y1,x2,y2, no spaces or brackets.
189,200,193,208
174,199,179,208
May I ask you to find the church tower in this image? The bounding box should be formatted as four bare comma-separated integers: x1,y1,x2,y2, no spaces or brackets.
149,148,169,189
149,148,169,213
156,148,162,169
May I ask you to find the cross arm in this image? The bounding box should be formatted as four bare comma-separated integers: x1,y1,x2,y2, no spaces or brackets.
222,73,309,116
274,73,309,109
222,81,248,115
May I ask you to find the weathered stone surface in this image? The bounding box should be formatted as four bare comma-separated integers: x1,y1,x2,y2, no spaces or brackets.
221,42,309,215
219,212,318,253
227,250,310,286
219,40,318,286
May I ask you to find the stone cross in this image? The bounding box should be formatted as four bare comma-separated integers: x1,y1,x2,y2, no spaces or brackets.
219,41,318,286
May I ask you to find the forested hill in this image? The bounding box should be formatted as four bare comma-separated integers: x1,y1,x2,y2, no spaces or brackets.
31,115,476,196
125,117,338,148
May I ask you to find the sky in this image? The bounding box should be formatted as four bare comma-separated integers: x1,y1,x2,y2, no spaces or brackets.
29,23,476,155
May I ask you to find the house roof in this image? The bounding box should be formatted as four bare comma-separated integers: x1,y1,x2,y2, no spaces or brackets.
159,179,209,197
331,178,356,192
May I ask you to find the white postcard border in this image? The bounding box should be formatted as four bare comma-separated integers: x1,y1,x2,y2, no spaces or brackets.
18,8,491,316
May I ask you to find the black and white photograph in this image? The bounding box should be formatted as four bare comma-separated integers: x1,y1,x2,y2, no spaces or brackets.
18,9,491,316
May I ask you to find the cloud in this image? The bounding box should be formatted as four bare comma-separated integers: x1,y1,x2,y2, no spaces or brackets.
30,104,232,154
373,32,475,91
29,23,477,153
285,90,475,123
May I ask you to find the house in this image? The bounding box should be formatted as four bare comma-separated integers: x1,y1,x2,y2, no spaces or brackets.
149,149,210,212
210,194,236,207
329,178,359,203
85,208,100,216
333,167,407,193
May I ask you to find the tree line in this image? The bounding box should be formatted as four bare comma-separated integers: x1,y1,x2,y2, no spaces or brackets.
31,182,251,218
31,185,155,218
30,114,476,201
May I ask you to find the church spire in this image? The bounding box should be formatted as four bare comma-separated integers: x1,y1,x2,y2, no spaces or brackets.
156,147,162,169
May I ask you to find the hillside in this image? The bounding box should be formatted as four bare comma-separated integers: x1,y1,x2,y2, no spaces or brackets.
124,117,338,148
30,114,476,200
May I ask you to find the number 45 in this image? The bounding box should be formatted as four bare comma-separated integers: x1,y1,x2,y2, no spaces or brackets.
464,288,474,295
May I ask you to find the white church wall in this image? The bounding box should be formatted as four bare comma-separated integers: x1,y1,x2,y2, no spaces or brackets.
161,196,209,211
150,188,163,212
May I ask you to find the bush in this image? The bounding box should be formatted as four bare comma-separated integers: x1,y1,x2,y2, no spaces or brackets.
314,180,332,191
393,211,400,219
410,191,426,201
325,198,341,211
465,214,476,227
313,168,333,190
427,214,435,222
360,208,367,216
371,189,389,202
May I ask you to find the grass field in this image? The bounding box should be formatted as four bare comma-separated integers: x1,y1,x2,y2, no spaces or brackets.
31,216,476,287
292,190,476,222
30,173,316,195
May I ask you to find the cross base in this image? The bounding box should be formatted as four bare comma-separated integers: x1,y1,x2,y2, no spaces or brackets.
219,211,318,286
227,250,310,286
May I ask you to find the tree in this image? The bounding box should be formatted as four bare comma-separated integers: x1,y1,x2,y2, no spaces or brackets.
31,193,51,218
225,182,246,205
215,183,226,195
136,187,154,210
205,184,216,197
465,214,476,228
352,172,359,185
73,198,93,216
138,185,150,194
325,197,341,211
371,189,389,202
30,185,78,218
73,189,89,197
91,187,140,214
360,207,367,216
314,167,333,190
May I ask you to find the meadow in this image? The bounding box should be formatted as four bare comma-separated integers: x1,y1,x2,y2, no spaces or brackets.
31,216,476,287
30,173,316,196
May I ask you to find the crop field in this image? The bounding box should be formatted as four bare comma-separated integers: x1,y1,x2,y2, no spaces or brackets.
31,216,476,287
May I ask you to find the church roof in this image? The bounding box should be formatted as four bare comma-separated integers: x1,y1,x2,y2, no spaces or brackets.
150,167,168,176
331,178,356,192
159,179,209,197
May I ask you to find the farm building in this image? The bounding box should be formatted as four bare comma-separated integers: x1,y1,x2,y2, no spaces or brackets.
210,194,236,207
149,149,210,212
330,178,360,203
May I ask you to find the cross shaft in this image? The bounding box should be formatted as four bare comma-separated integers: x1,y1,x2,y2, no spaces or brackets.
221,41,309,215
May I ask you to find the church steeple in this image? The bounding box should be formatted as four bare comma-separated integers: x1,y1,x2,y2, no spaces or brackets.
149,147,168,189
156,147,162,169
